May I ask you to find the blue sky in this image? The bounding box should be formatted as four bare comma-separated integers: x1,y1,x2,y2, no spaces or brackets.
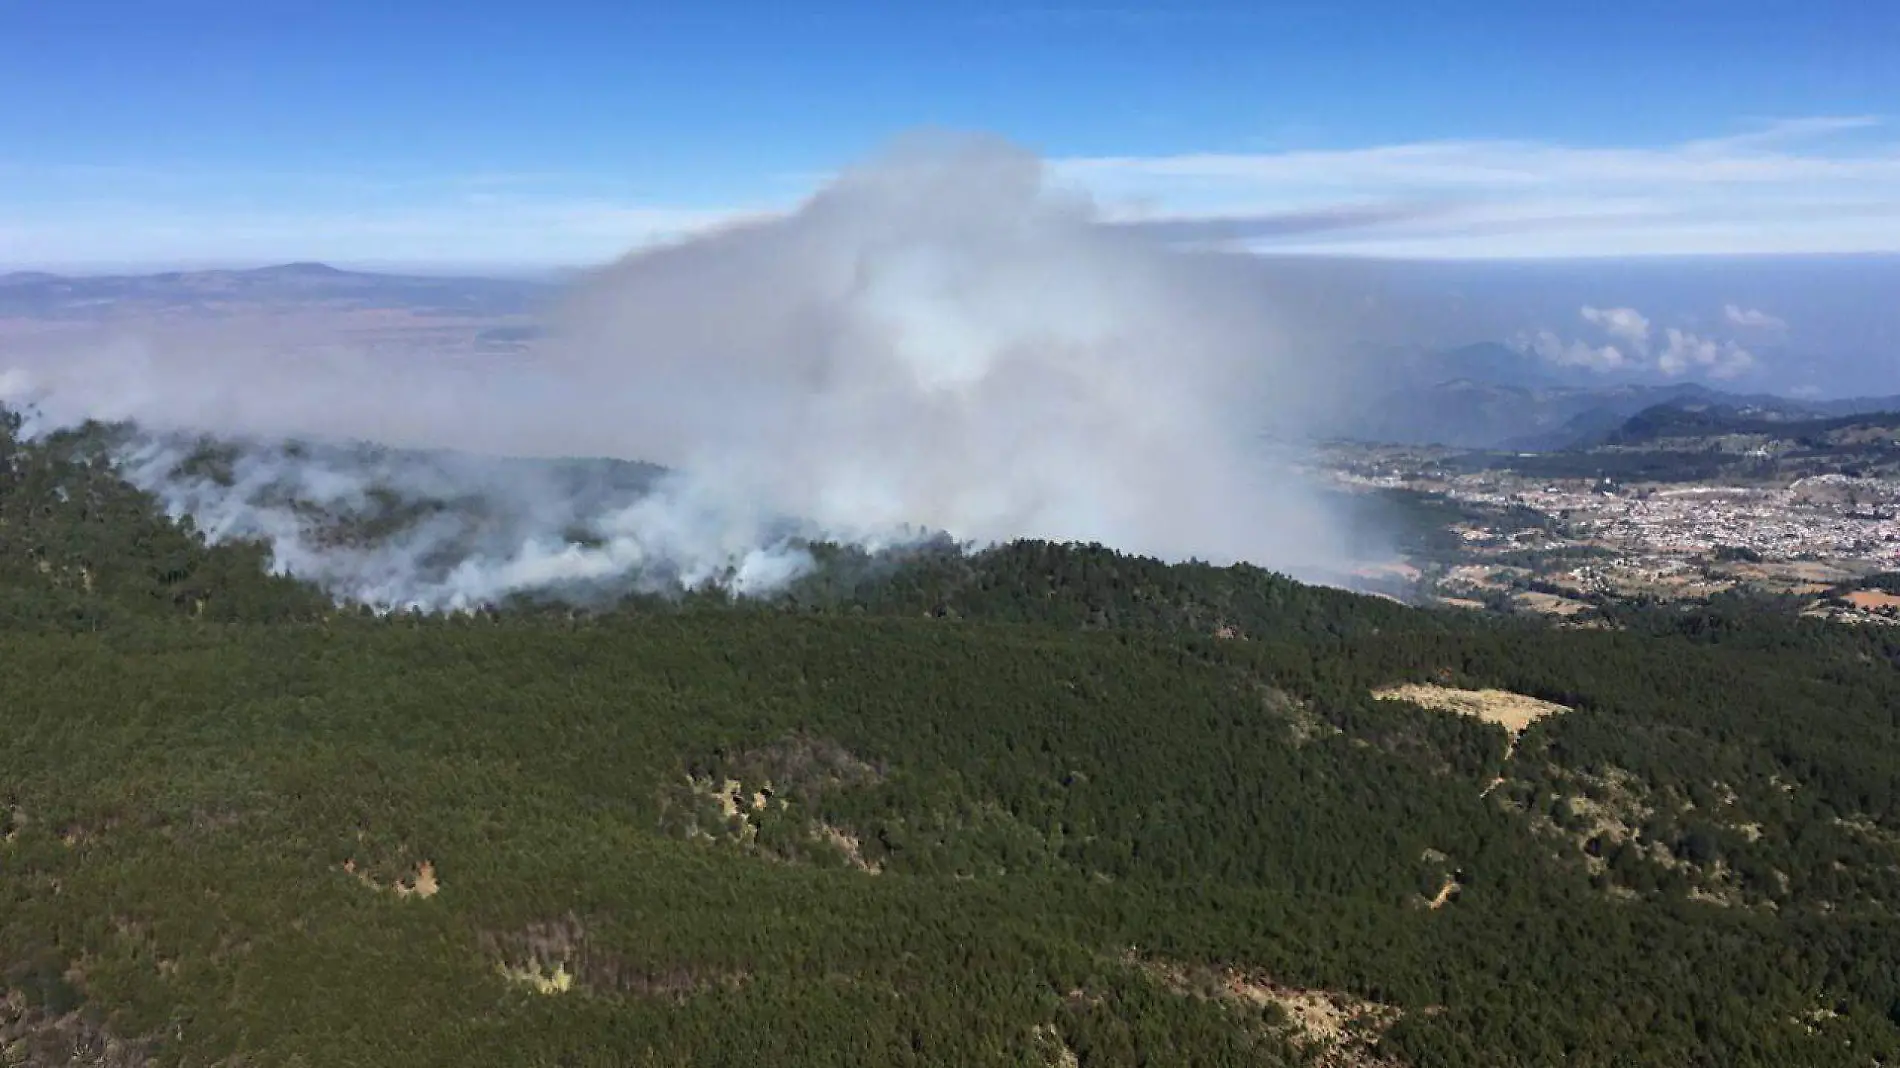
2,0,1897,268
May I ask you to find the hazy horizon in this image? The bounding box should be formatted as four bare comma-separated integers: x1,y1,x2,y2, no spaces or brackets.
9,247,1893,400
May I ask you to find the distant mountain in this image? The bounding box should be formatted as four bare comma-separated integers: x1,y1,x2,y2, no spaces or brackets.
255,261,345,276
0,271,65,287
1505,386,1840,451
0,262,552,319
1341,378,1718,450
1407,341,1574,389
1337,340,1900,450
1809,393,1900,418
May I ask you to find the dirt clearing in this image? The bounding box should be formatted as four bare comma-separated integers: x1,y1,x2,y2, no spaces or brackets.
1845,590,1900,612
1373,683,1571,734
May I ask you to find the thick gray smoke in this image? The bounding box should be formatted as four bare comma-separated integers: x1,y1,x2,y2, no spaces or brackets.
1,136,1356,609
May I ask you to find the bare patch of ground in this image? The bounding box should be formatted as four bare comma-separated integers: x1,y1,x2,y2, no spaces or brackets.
1356,561,1421,581
812,823,881,874
484,916,746,1001
661,736,899,872
1774,559,1859,584
1834,815,1900,853
1442,564,1518,591
1514,591,1589,616
1373,683,1570,737
397,861,440,899
488,916,588,997
1132,953,1404,1067
1416,849,1461,910
341,857,440,900
499,960,576,995
1845,590,1900,612
1727,559,1867,590
678,772,886,867
1500,767,1660,885
1687,864,1746,907
1434,596,1488,611
1497,766,1769,906
1246,681,1339,747
1796,1003,1845,1035
1029,1023,1080,1068
1804,600,1900,627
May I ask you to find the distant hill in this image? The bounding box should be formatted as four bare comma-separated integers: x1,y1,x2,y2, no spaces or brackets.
1810,393,1900,418
1399,341,1571,390
0,262,552,319
1511,387,1885,452
1343,378,1718,449
1338,342,1900,450
1599,401,1900,450
1439,400,1900,484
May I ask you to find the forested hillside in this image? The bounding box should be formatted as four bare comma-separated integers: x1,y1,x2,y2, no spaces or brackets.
5,412,1900,1066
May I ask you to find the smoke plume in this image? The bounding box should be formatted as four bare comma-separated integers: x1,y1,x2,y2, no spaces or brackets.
2,135,1354,610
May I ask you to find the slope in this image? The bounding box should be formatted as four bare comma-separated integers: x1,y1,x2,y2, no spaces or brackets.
3,417,1900,1065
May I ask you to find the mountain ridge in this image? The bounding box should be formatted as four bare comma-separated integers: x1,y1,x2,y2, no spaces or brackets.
1343,354,1900,451
0,261,551,318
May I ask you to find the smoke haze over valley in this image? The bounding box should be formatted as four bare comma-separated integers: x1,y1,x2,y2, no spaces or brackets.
1,138,1364,609
4,134,1898,609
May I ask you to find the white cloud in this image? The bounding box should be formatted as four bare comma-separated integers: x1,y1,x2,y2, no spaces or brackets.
1579,305,1651,352
1517,329,1629,372
1658,328,1754,379
3,117,1899,266
1520,308,1754,379
1057,116,1900,259
1723,303,1787,330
